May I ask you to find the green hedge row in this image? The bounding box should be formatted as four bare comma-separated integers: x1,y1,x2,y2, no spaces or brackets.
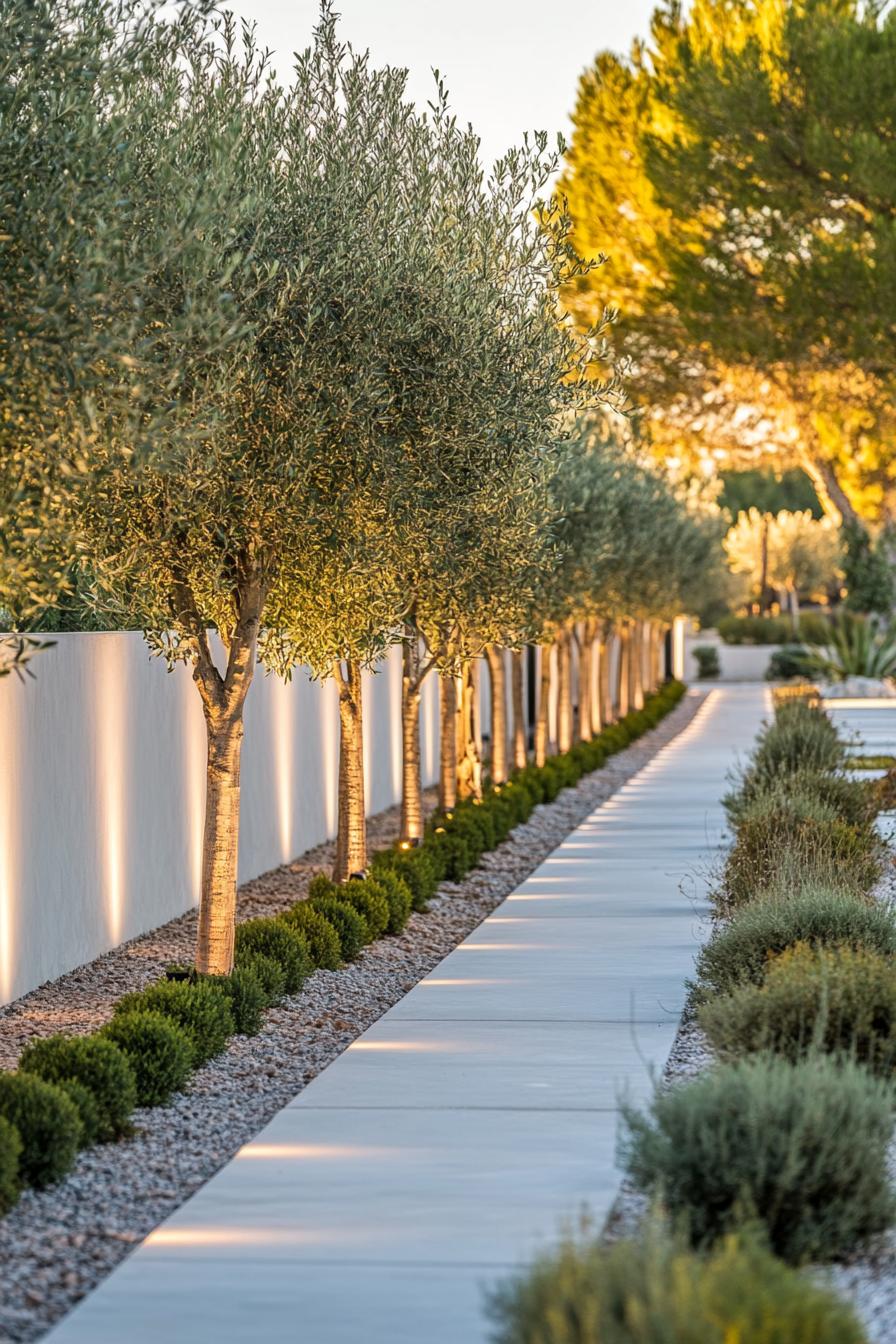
0,679,686,1220
619,694,896,1274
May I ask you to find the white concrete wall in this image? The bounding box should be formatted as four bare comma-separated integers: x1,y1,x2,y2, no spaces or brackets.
0,633,441,1007
684,629,779,683
0,625,644,1007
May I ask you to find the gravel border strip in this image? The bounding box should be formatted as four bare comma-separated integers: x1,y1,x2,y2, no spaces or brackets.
0,690,704,1343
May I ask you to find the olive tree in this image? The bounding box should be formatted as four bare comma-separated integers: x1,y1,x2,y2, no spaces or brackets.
74,11,442,970
0,0,204,670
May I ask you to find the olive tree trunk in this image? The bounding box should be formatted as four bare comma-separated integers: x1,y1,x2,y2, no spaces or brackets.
511,649,527,769
556,628,573,754
400,627,425,845
485,645,508,785
193,576,265,977
627,619,644,711
535,642,552,766
578,618,598,741
597,625,613,728
616,623,631,719
332,658,366,882
456,657,483,801
439,670,458,811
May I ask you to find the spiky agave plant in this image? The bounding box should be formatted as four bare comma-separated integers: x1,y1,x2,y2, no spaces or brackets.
802,613,896,682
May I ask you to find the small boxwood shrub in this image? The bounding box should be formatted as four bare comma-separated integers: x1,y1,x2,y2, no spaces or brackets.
621,1053,896,1263
486,1224,868,1344
20,1034,137,1142
280,904,342,969
426,826,474,882
694,886,896,998
308,894,367,961
339,878,390,941
57,1078,101,1146
234,917,311,995
102,1010,194,1106
0,1115,21,1214
373,869,413,934
215,965,265,1036
236,951,286,1006
0,1072,82,1188
370,848,437,911
115,979,234,1067
701,943,896,1073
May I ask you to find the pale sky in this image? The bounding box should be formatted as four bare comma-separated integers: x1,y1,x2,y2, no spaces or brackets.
219,0,657,170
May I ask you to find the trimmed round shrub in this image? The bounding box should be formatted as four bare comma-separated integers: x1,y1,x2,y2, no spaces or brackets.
234,917,311,995
0,1115,21,1214
486,1225,868,1344
236,952,286,1006
280,904,342,969
115,979,234,1066
0,1072,81,1188
215,966,265,1036
427,827,474,882
719,804,881,911
371,848,437,911
338,878,390,941
20,1034,137,1142
621,1053,896,1263
57,1078,101,1146
695,885,896,998
102,1010,193,1107
308,894,367,961
372,869,413,934
701,943,896,1072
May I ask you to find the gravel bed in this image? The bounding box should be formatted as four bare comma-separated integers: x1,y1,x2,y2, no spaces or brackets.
0,691,703,1343
602,821,896,1342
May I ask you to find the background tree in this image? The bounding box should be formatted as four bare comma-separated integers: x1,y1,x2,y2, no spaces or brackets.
559,0,896,529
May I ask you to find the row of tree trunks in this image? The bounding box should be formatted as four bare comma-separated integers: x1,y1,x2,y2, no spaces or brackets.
456,658,482,800
332,618,673,907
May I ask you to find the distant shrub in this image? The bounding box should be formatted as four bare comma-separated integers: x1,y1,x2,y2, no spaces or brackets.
115,979,234,1067
621,1053,895,1263
751,699,847,783
102,1010,194,1106
765,644,809,681
307,894,366,961
694,885,896,998
234,917,311,995
20,1034,137,1142
280,904,342,969
0,1115,21,1214
426,826,475,882
236,952,286,1006
486,1224,868,1344
701,943,896,1073
0,1072,81,1188
693,645,720,679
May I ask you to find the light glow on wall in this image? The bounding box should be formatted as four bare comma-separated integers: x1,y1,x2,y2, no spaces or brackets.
183,671,206,903
95,636,127,946
0,701,18,1004
270,674,295,862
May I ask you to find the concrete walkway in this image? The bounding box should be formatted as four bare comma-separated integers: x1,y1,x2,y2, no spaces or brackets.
47,685,767,1344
